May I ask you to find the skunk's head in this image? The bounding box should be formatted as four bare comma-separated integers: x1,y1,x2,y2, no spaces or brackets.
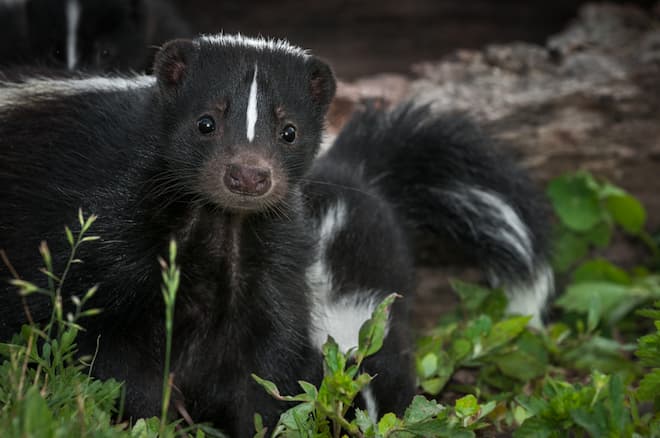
153,35,336,214
26,0,148,71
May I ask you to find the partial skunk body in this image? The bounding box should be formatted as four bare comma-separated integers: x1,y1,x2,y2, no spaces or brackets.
325,104,554,326
0,0,190,72
0,34,552,434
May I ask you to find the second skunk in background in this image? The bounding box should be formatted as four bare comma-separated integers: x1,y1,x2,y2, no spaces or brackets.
0,0,191,72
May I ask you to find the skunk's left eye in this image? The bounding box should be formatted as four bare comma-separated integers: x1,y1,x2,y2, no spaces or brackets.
197,115,216,134
280,124,296,143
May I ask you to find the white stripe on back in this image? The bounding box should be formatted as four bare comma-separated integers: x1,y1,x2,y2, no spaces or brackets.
66,0,81,71
246,64,258,142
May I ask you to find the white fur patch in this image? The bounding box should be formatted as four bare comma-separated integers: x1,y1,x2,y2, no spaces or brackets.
66,0,81,71
310,292,383,354
440,186,533,268
0,76,155,109
246,64,258,142
505,263,554,328
306,201,389,353
361,385,379,422
316,132,337,158
198,33,309,59
468,188,533,263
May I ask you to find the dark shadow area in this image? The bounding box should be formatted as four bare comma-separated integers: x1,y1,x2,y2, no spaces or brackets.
173,0,657,78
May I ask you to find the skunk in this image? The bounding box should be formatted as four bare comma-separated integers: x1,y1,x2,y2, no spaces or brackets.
322,103,554,327
0,35,552,435
0,0,190,72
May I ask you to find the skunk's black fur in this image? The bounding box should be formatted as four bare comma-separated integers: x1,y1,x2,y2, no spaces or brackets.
0,35,552,435
325,103,554,325
0,0,190,72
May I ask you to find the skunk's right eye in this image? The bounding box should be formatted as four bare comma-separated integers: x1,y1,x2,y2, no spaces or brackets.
197,115,216,134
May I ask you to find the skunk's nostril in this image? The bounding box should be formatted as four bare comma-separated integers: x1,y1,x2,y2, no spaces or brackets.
224,164,272,196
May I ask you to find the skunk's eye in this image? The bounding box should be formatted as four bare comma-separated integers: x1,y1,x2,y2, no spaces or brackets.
280,124,296,143
197,115,216,134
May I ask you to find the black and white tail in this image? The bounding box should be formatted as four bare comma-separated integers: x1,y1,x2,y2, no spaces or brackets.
324,102,554,326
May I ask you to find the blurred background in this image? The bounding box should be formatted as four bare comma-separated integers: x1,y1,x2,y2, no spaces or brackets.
172,0,658,78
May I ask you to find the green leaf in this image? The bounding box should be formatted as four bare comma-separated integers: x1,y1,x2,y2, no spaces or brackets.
21,386,54,436
450,280,491,312
482,316,530,353
454,394,478,418
378,412,400,435
572,259,631,285
552,229,589,272
570,408,606,437
608,374,628,433
513,416,553,438
322,336,343,374
489,332,547,381
637,369,660,402
547,175,603,231
403,395,444,423
64,225,74,247
556,281,630,324
355,408,376,434
421,377,450,395
584,222,612,248
418,352,438,379
605,193,646,234
358,293,399,359
252,374,282,399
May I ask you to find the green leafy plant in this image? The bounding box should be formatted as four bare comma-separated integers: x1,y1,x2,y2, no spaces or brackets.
547,171,658,272
0,211,126,437
253,294,495,437
0,212,217,438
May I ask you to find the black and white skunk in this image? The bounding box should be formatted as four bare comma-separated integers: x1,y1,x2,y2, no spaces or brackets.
0,0,190,72
0,35,552,435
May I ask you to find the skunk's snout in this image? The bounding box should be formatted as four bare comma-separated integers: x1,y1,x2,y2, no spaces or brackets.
224,163,272,196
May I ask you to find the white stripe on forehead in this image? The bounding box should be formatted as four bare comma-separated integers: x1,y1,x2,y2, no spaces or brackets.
66,0,81,71
246,64,258,142
197,33,310,59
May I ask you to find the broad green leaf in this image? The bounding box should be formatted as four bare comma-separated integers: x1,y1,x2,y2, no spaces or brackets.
450,280,491,311
490,332,547,381
513,416,553,438
637,369,660,402
355,408,376,435
608,374,628,432
584,222,612,248
403,395,444,423
572,259,631,285
454,394,478,418
482,316,530,353
556,281,630,323
378,412,400,435
421,376,450,395
418,352,438,379
570,407,606,437
605,193,646,234
547,175,603,231
21,386,54,436
552,230,589,272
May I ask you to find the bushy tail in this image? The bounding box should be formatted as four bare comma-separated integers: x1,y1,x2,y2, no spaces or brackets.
324,102,554,325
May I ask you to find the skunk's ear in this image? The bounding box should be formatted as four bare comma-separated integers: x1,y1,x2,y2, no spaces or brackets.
153,39,194,88
307,57,336,112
